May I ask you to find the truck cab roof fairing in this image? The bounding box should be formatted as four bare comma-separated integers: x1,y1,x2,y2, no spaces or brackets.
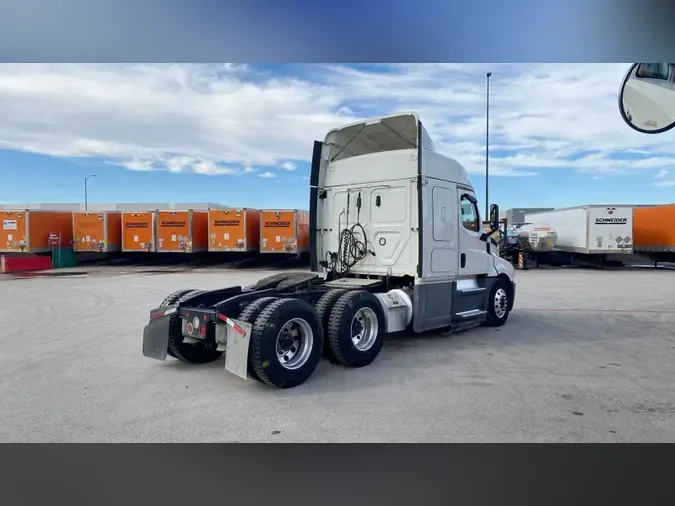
321,113,420,164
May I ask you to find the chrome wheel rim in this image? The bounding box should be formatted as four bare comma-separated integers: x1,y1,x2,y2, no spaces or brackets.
351,307,379,351
275,318,313,370
494,288,508,319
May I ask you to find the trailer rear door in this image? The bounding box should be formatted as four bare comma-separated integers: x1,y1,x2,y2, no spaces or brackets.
209,209,247,250
588,206,634,254
122,212,156,252
261,210,297,253
1,211,27,251
157,211,192,252
73,212,106,251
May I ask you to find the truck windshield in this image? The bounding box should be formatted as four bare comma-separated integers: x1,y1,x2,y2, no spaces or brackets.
324,114,418,163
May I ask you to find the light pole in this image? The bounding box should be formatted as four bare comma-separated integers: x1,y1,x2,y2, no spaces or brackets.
485,72,491,219
84,175,96,211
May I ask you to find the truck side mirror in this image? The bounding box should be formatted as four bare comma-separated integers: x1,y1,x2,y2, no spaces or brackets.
619,63,675,134
489,204,499,231
480,204,500,242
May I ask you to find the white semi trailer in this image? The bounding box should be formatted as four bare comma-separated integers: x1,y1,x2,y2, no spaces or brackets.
141,113,517,389
524,205,634,266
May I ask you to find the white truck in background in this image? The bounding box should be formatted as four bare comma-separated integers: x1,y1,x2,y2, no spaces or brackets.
524,205,634,266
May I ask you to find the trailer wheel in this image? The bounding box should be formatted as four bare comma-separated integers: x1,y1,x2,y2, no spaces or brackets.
314,289,349,363
236,297,278,380
484,278,511,327
249,298,323,388
159,289,197,357
327,290,385,368
167,290,223,364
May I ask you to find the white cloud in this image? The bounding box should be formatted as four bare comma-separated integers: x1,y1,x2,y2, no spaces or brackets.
592,176,603,180
259,171,275,178
166,156,194,173
652,168,675,186
123,159,155,171
0,63,674,180
192,161,240,175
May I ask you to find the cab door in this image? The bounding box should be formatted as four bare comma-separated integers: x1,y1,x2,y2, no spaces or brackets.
457,191,490,276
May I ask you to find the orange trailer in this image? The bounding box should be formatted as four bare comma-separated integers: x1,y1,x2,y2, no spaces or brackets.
156,210,208,253
259,209,309,254
208,208,260,252
122,211,157,252
72,211,122,252
1,210,73,253
633,204,675,252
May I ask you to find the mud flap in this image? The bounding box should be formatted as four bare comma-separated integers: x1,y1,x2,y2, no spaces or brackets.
142,313,172,360
218,318,252,380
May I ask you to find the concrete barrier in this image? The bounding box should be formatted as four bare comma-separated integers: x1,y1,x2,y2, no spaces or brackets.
1,255,52,273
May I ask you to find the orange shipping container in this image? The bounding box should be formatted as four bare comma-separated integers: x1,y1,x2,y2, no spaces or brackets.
1,210,73,253
156,210,208,253
633,204,675,252
260,209,309,254
122,212,157,252
72,211,122,252
208,208,260,252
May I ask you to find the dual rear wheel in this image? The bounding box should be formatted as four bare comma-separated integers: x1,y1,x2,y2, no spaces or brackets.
160,288,386,389
240,290,386,389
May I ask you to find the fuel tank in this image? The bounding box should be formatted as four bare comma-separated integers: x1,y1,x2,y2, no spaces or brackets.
508,223,558,252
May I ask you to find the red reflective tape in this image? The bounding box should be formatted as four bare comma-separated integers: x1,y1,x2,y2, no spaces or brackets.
232,322,246,336
217,313,246,336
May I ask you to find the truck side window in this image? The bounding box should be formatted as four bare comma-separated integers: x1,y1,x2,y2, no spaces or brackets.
460,196,480,232
635,63,670,80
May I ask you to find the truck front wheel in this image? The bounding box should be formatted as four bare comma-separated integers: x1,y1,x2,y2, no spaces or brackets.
249,298,324,388
327,290,385,368
484,278,511,327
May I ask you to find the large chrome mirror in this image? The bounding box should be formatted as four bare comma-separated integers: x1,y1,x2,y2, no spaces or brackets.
619,63,675,134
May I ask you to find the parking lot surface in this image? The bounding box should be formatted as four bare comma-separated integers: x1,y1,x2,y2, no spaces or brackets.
1,266,674,442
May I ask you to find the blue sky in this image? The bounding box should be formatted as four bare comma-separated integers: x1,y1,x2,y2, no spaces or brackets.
1,63,674,210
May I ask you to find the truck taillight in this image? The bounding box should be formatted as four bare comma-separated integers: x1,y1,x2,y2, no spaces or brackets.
199,325,206,337
186,323,194,334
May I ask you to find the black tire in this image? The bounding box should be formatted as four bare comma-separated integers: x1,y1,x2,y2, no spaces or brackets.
160,288,197,307
484,278,511,327
159,289,197,357
314,289,349,363
167,290,223,364
327,290,385,368
249,298,323,388
236,297,278,380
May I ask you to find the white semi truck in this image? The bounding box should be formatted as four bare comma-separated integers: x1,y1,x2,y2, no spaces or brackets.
141,113,517,389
